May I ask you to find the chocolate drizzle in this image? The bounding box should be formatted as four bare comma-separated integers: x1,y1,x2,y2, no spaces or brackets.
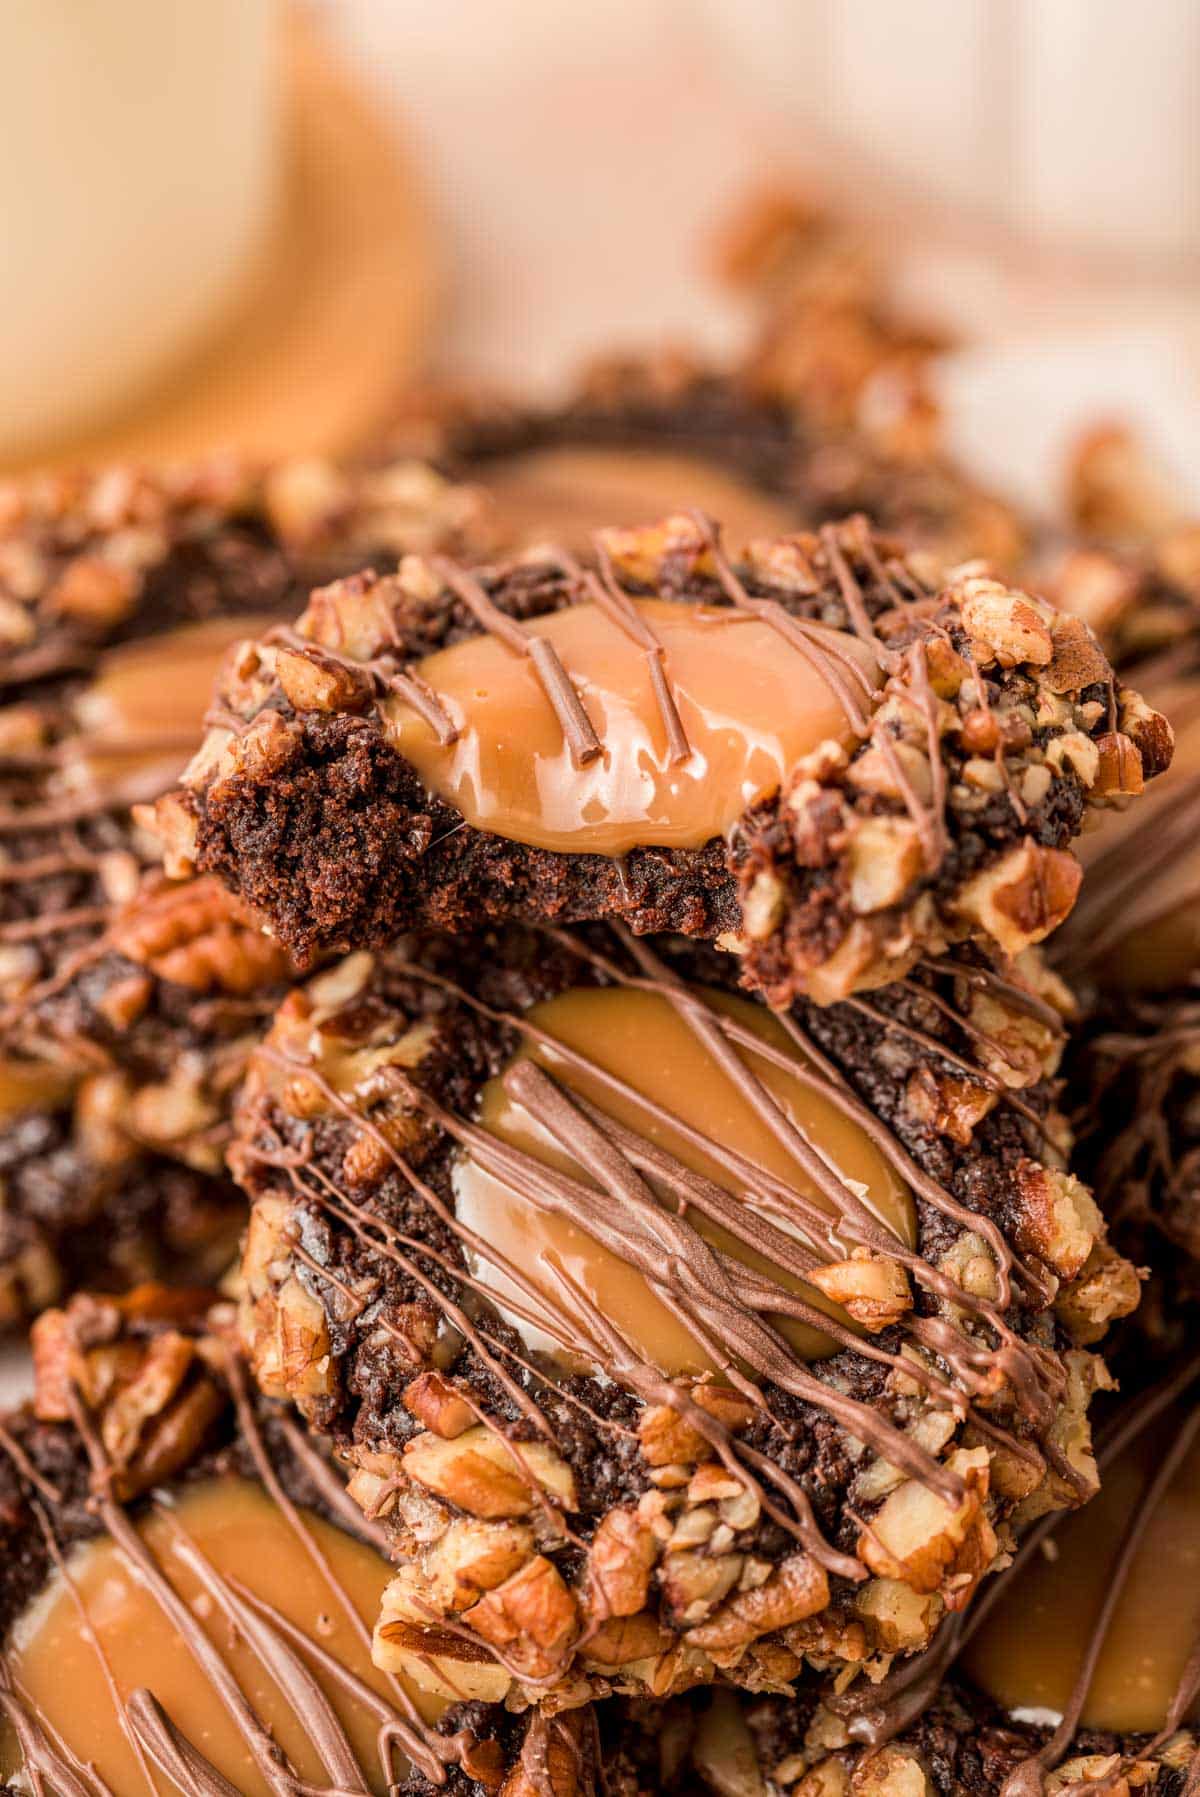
430,556,602,767
829,1353,1200,1792
239,920,1095,1659
0,1326,497,1796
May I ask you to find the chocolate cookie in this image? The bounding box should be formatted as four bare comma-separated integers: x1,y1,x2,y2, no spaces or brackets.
0,1059,242,1325
394,352,1025,571
152,514,1171,1005
230,921,1136,1709
604,1353,1200,1797
0,1284,594,1797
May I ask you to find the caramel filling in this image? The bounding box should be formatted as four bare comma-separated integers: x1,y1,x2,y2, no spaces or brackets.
387,598,876,855
0,1057,76,1120
453,983,915,1373
964,1412,1200,1732
68,612,280,794
0,1478,444,1796
479,444,798,555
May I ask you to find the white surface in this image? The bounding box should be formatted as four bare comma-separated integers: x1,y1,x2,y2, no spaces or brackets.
321,0,1200,510
0,0,278,457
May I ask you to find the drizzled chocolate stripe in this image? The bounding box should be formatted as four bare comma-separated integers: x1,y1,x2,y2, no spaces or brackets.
570,543,690,764
0,1359,499,1796
247,920,1085,1619
830,1354,1200,1789
430,556,602,766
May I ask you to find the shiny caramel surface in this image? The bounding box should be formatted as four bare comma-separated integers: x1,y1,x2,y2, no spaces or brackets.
479,444,798,554
0,1057,76,1120
1,1478,443,1796
69,612,280,792
454,983,915,1373
964,1413,1200,1732
387,597,875,855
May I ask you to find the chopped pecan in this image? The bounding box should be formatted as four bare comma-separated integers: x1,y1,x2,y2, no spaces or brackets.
373,1613,512,1704
403,1370,474,1439
850,1745,932,1797
276,645,371,715
955,576,1054,667
686,1551,829,1649
1010,1163,1104,1282
587,1507,658,1619
110,876,293,995
463,1555,580,1680
954,841,1082,957
808,1251,912,1329
856,1447,994,1600
402,1425,576,1518
638,1388,756,1466
383,1519,534,1616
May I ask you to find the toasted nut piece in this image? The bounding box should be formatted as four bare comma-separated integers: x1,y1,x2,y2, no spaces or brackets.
597,515,709,588
49,555,138,624
388,1520,534,1617
402,1425,576,1518
145,791,199,879
373,1615,512,1703
1046,1758,1127,1797
794,1758,851,1797
500,1714,593,1797
1117,687,1174,779
847,817,925,915
272,1276,335,1401
855,1576,941,1654
112,1374,227,1503
276,646,371,715
110,876,291,995
660,1550,745,1627
1056,1242,1142,1344
741,869,786,942
848,740,933,805
957,577,1053,667
207,707,293,787
579,1611,672,1669
403,1371,474,1439
857,1447,993,1598
904,1067,994,1146
587,1507,658,1619
954,841,1082,956
1043,614,1113,693
687,1465,745,1505
99,1331,195,1466
686,1552,830,1649
1090,731,1144,798
638,1389,756,1466
463,1555,579,1679
850,1745,931,1797
1011,1163,1104,1281
300,571,406,662
808,1251,912,1330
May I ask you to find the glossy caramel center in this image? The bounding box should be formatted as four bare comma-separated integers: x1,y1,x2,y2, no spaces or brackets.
387,597,875,856
1,1477,444,1797
69,612,280,794
0,1057,76,1120
453,983,914,1374
479,444,798,554
964,1412,1200,1732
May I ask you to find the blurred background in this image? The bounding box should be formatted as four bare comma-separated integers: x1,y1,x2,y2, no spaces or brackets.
3,0,1199,513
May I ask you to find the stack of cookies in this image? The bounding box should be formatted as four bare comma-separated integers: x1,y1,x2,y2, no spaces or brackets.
0,316,1197,1797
